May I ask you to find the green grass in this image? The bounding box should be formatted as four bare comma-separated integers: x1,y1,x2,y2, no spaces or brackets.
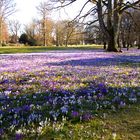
26,105,140,140
0,45,103,54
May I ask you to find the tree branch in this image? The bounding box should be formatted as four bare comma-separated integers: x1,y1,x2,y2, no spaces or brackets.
72,0,90,21
120,0,140,13
48,0,76,10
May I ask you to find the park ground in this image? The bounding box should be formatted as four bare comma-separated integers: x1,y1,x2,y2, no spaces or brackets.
0,46,140,139
0,45,102,54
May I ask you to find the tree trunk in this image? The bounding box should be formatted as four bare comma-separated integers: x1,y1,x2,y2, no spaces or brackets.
65,39,68,47
138,35,140,49
0,19,3,46
127,43,129,51
122,41,126,48
103,42,107,49
117,35,122,52
43,17,47,46
107,35,118,52
138,44,140,49
106,27,118,52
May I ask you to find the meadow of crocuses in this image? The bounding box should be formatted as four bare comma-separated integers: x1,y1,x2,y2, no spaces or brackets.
0,49,140,139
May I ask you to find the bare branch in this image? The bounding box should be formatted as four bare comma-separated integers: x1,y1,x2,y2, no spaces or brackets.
72,0,90,21
120,0,140,13
47,0,76,10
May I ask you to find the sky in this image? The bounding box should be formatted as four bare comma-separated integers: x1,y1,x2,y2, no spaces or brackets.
9,0,93,32
10,0,43,24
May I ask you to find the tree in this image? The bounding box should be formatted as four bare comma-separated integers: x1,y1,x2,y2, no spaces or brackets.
132,10,140,49
92,0,139,51
37,2,52,46
51,0,140,51
119,9,140,50
40,18,54,46
9,20,21,44
55,21,65,46
64,21,76,47
0,0,16,46
22,18,54,46
55,20,84,46
65,21,85,46
1,21,9,45
85,24,102,44
24,20,38,45
120,11,134,50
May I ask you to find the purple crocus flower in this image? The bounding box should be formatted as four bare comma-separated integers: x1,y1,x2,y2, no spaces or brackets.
101,88,107,94
0,128,4,136
97,93,104,99
82,113,93,121
119,101,126,108
22,105,30,111
98,83,105,88
0,79,9,84
71,111,79,118
98,83,107,94
14,107,21,113
15,133,23,140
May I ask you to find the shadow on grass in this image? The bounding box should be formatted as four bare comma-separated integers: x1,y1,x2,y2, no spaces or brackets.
47,55,140,67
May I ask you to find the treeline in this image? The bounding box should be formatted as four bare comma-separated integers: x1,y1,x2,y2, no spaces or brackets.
0,1,85,47
2,21,85,47
17,19,84,47
0,1,140,49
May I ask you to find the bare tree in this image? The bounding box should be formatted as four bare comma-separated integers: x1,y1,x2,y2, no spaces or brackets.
23,18,54,46
1,20,9,44
9,20,20,44
55,20,83,46
0,0,16,45
64,21,77,47
119,9,140,50
50,0,140,52
25,19,44,46
24,20,36,40
37,2,51,46
120,12,135,50
132,10,140,49
55,21,65,46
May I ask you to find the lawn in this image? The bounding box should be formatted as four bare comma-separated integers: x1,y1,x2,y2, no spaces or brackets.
0,45,102,54
0,49,140,139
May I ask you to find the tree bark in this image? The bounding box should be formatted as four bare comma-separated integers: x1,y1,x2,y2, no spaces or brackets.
97,0,119,52
0,18,3,46
138,35,140,49
107,30,118,52
43,18,47,46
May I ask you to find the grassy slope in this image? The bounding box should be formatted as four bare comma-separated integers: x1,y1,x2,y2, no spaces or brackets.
0,45,103,54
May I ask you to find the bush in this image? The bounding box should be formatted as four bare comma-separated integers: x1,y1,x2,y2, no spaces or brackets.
19,33,29,45
28,38,38,46
19,33,38,46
